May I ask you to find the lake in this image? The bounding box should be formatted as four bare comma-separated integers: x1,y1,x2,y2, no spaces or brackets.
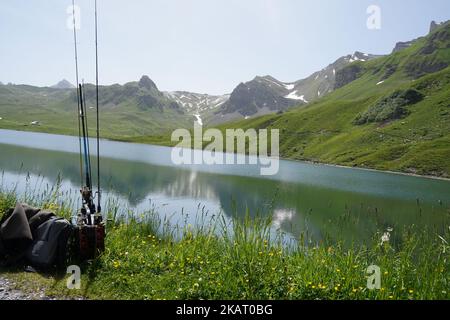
0,129,449,245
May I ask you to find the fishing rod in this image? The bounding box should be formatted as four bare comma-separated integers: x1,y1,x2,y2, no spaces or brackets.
82,80,93,189
71,0,105,259
72,0,84,190
95,0,102,218
78,82,96,225
71,1,102,226
72,0,92,224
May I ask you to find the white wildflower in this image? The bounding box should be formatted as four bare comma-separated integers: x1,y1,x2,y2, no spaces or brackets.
381,232,390,245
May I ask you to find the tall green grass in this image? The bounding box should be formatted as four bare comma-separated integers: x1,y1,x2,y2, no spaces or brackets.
0,180,448,300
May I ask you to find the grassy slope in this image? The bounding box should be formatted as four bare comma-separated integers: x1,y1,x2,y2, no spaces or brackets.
213,24,450,177
0,101,192,139
219,68,450,177
0,84,193,138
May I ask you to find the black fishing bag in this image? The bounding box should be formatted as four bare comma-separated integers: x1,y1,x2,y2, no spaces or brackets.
1,203,104,269
26,217,75,270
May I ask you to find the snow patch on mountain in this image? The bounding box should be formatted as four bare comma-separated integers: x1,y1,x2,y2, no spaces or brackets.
165,91,230,125
257,76,296,92
285,91,308,103
284,83,295,90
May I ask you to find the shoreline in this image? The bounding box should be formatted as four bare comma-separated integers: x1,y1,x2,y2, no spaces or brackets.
286,158,450,182
1,126,449,182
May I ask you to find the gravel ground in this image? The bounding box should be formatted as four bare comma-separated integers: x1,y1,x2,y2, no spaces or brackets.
0,272,87,300
0,275,51,300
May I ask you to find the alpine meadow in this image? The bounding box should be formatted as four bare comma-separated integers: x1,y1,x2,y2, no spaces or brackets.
0,1,449,307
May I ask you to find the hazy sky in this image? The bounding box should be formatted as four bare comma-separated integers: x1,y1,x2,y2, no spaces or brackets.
1,0,449,94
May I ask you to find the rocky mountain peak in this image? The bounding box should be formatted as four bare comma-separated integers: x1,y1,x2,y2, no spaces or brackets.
51,79,75,89
138,75,158,91
430,21,439,33
430,20,450,33
393,20,449,54
392,41,414,53
347,51,375,63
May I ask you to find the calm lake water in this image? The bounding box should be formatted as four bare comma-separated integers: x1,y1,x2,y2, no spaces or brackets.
0,129,449,245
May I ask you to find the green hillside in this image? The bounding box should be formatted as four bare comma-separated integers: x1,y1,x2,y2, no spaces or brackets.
216,22,450,177
0,76,193,138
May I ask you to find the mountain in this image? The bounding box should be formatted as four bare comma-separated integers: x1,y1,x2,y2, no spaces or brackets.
217,75,302,120
0,75,192,138
291,51,382,100
392,20,448,53
215,52,381,123
214,20,448,124
217,21,450,177
165,91,229,113
0,39,409,129
79,75,182,112
335,19,450,87
392,40,416,53
164,91,229,125
51,79,75,89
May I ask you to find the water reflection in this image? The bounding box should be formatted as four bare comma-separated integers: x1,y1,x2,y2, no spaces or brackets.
0,132,449,245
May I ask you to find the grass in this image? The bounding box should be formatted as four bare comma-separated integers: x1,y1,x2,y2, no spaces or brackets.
210,67,450,178
0,184,449,300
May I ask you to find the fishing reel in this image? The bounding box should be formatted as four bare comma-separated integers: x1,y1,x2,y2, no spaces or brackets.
75,223,105,261
78,187,103,226
75,187,106,261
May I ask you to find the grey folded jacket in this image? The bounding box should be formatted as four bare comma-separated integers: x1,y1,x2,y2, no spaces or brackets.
0,202,33,257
